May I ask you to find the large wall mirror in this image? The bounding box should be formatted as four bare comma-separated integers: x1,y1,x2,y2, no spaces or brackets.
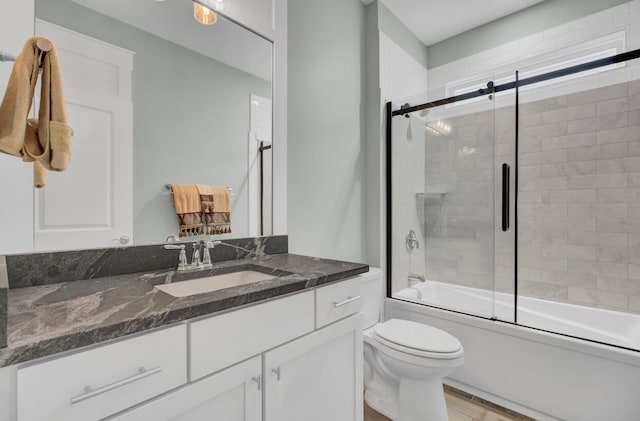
23,0,274,252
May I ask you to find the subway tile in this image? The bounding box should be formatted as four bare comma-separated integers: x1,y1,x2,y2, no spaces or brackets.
520,177,568,191
519,96,568,115
519,191,542,204
541,132,597,151
596,187,640,203
597,276,640,296
597,247,630,263
541,189,596,203
596,217,630,233
629,110,640,127
567,173,628,189
519,150,568,165
540,270,594,288
541,244,596,260
596,232,629,248
597,126,640,144
569,113,628,135
519,165,542,179
522,104,597,129
629,172,640,187
567,259,597,275
567,231,596,246
567,217,596,232
596,261,629,278
519,138,542,153
568,203,628,218
567,83,628,106
597,157,640,174
519,280,568,300
596,95,640,115
520,123,569,143
629,294,640,311
541,161,597,177
567,143,627,162
568,287,597,305
519,204,567,217
597,290,628,309
629,142,640,156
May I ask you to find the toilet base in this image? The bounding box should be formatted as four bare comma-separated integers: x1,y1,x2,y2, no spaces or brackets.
398,377,448,421
364,389,397,420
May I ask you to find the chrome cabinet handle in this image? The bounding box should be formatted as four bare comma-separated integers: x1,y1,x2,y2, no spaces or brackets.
251,375,262,390
272,367,281,381
333,296,361,308
70,366,162,405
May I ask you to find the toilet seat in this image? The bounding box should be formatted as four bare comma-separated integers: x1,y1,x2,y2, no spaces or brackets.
372,319,463,359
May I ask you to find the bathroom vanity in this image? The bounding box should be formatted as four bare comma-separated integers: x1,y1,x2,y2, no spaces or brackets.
0,237,369,421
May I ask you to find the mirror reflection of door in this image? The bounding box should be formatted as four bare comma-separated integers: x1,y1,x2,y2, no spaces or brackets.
34,20,134,251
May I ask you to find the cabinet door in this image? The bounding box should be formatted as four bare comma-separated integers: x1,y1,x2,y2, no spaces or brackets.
264,315,363,421
108,357,261,421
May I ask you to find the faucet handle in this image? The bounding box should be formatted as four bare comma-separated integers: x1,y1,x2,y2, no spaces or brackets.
163,244,187,270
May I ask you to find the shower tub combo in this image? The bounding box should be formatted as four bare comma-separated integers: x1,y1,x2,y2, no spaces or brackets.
386,48,640,420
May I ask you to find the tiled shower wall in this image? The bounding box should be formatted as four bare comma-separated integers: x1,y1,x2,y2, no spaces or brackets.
421,80,640,314
517,80,640,313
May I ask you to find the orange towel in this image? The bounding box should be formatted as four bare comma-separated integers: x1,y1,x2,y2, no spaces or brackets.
171,184,204,237
196,185,231,235
0,36,74,188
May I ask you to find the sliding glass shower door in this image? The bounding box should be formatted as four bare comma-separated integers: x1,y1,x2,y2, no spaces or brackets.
388,49,640,352
388,82,516,322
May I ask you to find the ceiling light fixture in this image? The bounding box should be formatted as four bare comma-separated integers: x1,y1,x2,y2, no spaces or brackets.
194,1,218,25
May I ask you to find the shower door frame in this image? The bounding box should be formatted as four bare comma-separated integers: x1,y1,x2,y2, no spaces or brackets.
385,47,640,352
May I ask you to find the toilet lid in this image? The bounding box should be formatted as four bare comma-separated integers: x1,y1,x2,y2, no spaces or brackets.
374,319,462,354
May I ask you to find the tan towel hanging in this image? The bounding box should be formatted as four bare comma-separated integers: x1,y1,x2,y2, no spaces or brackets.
0,36,74,188
171,184,204,237
196,184,231,234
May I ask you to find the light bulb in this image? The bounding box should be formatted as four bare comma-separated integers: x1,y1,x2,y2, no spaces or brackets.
194,2,218,25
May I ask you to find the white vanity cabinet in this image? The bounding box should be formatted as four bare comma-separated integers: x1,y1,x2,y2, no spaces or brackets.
109,356,262,421
264,314,363,421
6,274,367,421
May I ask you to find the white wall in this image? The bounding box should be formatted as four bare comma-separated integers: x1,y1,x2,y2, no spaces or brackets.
0,0,34,254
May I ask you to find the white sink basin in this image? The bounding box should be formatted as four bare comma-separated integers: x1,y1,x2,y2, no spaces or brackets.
155,270,278,297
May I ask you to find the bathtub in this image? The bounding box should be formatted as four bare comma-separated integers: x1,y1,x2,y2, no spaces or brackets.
388,281,640,421
394,281,640,350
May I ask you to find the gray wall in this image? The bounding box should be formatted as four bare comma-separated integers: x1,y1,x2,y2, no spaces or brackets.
428,0,632,68
36,0,271,244
287,0,367,262
378,3,428,70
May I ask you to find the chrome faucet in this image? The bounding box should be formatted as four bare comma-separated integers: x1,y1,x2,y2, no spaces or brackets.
164,240,220,271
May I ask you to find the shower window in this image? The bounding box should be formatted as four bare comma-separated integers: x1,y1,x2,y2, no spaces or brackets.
387,49,640,352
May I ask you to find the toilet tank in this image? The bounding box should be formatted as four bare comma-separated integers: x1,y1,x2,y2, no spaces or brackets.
360,268,384,329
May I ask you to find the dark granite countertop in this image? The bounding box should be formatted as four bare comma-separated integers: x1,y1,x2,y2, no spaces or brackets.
0,253,368,367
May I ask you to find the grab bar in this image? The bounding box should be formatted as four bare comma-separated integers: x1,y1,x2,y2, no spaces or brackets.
502,163,510,232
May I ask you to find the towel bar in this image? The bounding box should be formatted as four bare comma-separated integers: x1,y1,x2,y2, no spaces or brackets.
165,184,234,196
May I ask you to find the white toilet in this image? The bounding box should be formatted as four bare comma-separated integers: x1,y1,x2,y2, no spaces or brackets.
361,268,464,421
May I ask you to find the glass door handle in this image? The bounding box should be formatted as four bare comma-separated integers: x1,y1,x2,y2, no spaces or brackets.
502,163,510,232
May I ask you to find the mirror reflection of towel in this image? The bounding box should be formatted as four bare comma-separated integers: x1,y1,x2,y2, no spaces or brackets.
196,185,231,235
170,184,203,237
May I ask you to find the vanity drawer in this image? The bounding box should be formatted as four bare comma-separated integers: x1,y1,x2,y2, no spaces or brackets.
315,276,364,328
190,291,314,381
17,324,187,421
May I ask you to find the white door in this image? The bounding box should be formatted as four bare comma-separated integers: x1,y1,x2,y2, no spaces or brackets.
108,357,262,421
264,315,363,421
33,20,133,251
